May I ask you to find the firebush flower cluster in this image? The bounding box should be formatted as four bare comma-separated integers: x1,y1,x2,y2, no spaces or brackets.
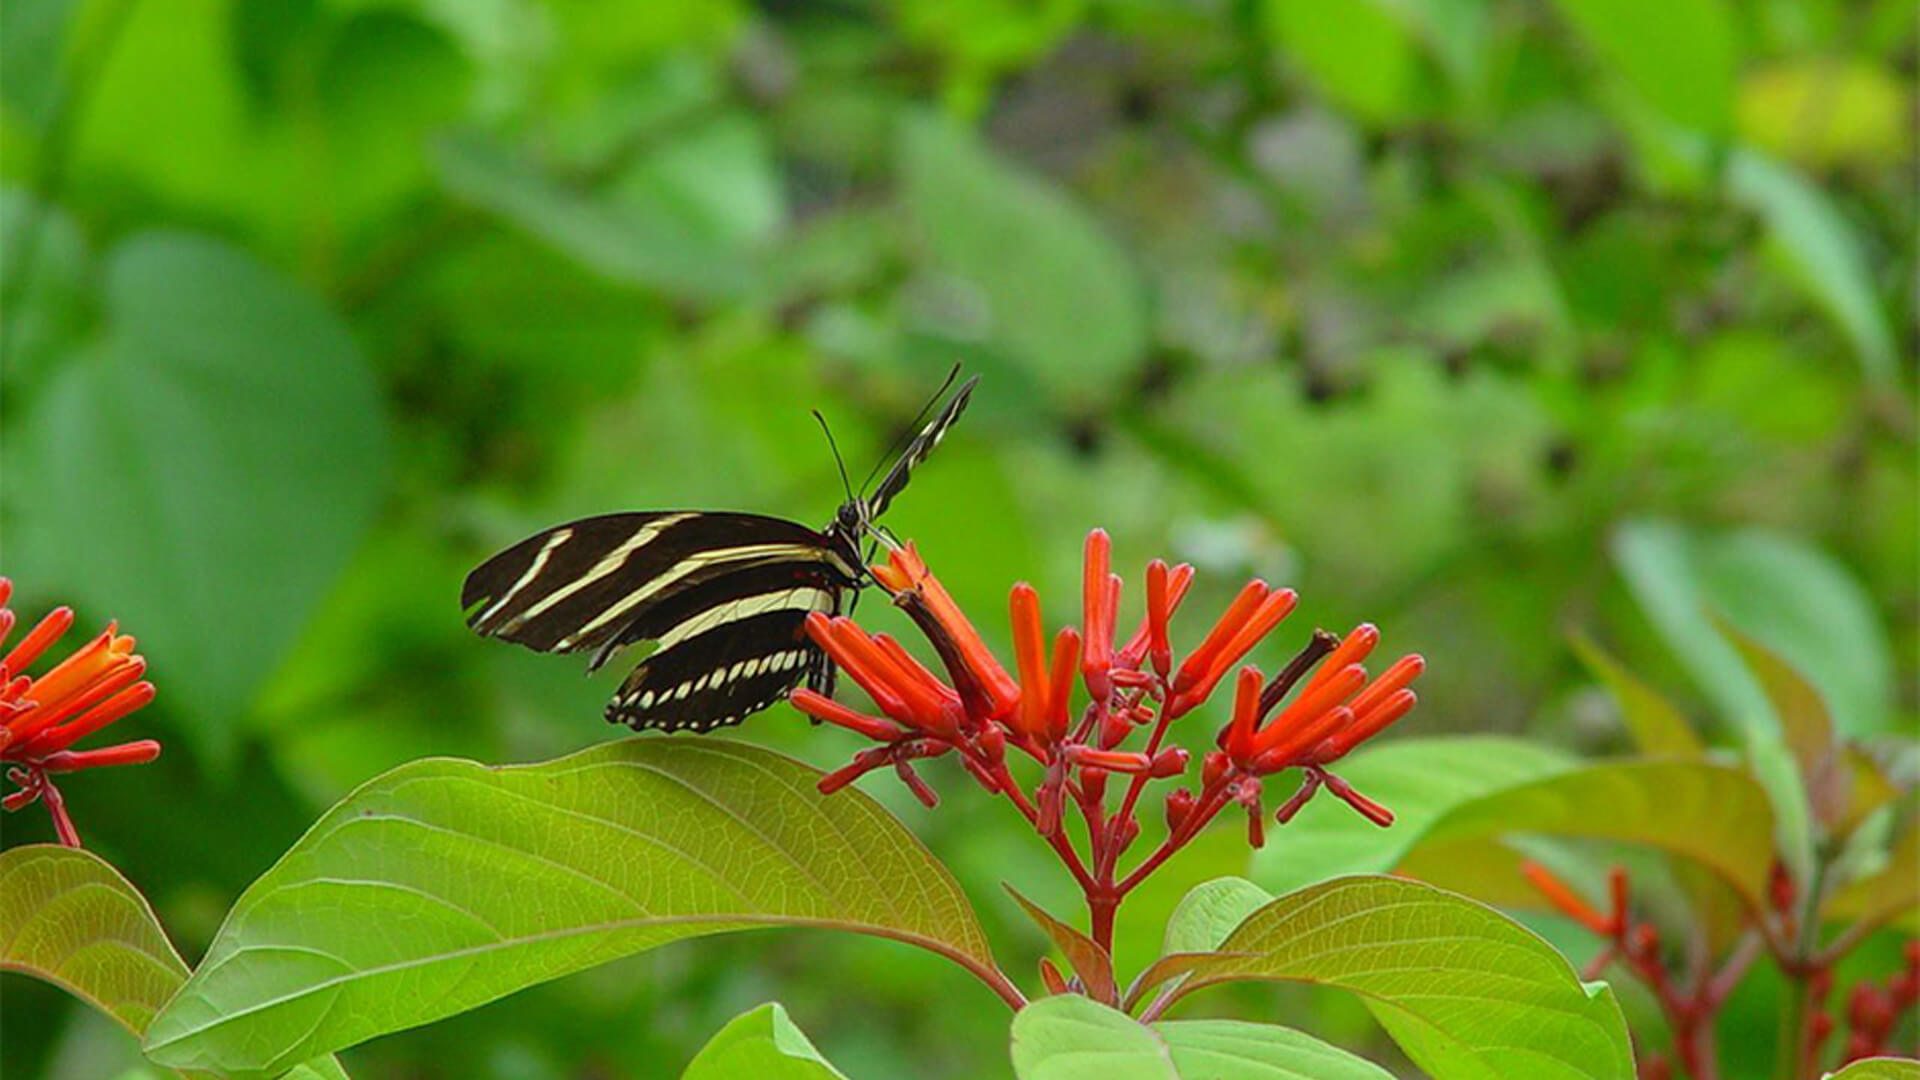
0,579,160,847
791,530,1423,954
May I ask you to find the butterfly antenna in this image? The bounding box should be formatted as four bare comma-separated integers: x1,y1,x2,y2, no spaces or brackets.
857,363,962,497
812,409,856,506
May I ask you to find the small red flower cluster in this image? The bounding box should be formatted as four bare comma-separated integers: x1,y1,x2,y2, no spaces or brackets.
1525,860,1920,1078
791,530,1423,952
1812,941,1920,1064
0,579,160,847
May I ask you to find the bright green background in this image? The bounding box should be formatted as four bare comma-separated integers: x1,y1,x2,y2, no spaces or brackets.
1,0,1912,1076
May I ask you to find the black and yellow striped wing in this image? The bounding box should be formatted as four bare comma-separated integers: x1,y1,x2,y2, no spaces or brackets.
462,511,861,733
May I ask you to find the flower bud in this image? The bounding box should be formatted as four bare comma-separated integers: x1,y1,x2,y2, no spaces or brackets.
1079,766,1108,804
1149,747,1189,778
1201,750,1230,787
1164,788,1195,832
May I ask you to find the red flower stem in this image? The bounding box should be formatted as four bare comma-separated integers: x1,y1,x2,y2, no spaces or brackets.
1115,775,1235,896
1101,677,1174,879
36,775,79,848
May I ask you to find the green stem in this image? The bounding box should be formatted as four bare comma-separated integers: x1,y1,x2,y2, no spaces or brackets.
1775,860,1828,1080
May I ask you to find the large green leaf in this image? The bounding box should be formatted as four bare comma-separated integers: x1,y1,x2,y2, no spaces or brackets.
1249,736,1574,896
1569,631,1703,757
8,231,390,767
0,845,190,1038
1011,994,1394,1079
1550,0,1735,136
434,120,777,302
0,846,347,1080
1728,151,1897,385
1614,521,1894,741
1161,877,1635,1080
1826,1061,1920,1080
1825,822,1919,934
680,1003,850,1080
1420,760,1777,908
144,739,1000,1077
898,114,1145,406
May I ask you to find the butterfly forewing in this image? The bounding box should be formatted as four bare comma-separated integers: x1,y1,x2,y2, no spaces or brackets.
864,375,978,520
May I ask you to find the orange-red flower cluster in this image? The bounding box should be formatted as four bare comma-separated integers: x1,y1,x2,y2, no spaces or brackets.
791,530,1423,941
0,579,160,847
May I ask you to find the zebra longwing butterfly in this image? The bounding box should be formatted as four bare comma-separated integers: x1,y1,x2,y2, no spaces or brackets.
461,373,978,733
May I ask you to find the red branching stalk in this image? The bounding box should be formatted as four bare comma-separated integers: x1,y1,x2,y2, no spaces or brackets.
790,532,1425,1004
0,579,161,847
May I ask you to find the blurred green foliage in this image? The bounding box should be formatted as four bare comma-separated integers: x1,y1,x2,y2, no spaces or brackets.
1,0,1912,1076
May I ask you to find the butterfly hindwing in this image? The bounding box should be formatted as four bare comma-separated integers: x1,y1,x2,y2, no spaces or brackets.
606,607,833,733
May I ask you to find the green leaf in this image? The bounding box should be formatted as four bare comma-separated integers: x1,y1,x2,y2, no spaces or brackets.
898,113,1145,406
1724,624,1849,828
1569,631,1704,757
1011,994,1395,1080
1550,0,1736,136
0,845,189,1038
1007,884,1117,1005
1160,877,1273,957
1422,760,1777,908
1728,150,1897,385
0,846,349,1080
1825,1060,1920,1080
1163,876,1635,1080
1262,0,1418,124
144,739,999,1077
435,131,765,301
1613,520,1890,876
680,1003,850,1080
8,231,390,767
1249,736,1574,896
1825,821,1919,934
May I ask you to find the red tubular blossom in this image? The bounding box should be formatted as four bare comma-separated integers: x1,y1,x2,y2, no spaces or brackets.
1068,746,1155,774
40,740,162,772
1225,666,1264,758
1,606,75,677
807,614,918,722
1119,563,1193,670
1010,583,1051,740
1251,707,1353,772
873,543,1019,720
1346,654,1425,717
1045,627,1080,742
1306,624,1378,693
791,688,907,741
1523,861,1616,935
1145,559,1172,677
20,679,155,756
1319,690,1416,762
1321,771,1393,826
1172,582,1268,694
1080,530,1116,699
1253,665,1366,754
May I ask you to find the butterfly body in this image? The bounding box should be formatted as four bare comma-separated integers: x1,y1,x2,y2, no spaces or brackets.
462,375,976,733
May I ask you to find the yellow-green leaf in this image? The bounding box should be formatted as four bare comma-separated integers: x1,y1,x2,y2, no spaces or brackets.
144,739,998,1078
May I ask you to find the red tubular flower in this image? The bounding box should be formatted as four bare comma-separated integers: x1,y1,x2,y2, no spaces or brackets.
1080,530,1116,700
1010,583,1050,741
1522,861,1618,935
0,579,161,848
872,542,1020,722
